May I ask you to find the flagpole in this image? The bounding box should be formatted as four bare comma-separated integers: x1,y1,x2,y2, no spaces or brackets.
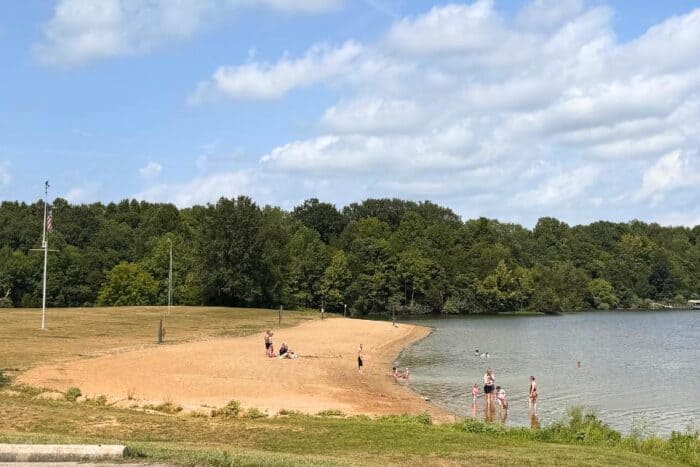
168,238,172,315
41,181,49,331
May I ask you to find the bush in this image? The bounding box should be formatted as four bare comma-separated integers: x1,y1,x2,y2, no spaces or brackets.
144,402,183,414
377,413,432,425
245,408,268,419
277,409,303,416
0,296,12,308
94,395,108,406
65,387,82,402
211,400,241,418
458,418,507,435
316,409,345,418
543,407,621,444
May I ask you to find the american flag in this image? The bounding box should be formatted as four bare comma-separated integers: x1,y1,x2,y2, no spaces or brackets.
47,209,54,234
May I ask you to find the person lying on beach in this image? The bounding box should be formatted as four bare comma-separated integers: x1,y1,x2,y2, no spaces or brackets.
279,343,288,357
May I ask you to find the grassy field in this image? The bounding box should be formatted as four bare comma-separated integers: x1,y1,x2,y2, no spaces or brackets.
0,307,698,466
0,306,315,370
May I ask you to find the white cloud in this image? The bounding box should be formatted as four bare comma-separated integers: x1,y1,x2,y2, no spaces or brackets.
517,0,583,30
635,151,700,204
512,165,601,207
139,161,162,179
244,2,700,223
65,183,100,203
321,97,424,134
385,1,505,56
135,169,266,207
189,41,361,102
76,1,692,227
37,0,342,67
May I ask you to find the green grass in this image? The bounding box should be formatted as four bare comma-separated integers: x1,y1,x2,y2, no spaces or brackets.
0,306,697,466
0,388,697,466
0,306,317,370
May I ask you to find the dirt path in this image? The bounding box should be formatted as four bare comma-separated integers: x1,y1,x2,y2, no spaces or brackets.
19,318,451,420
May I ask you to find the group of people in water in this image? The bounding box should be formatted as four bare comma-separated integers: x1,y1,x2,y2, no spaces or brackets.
474,368,538,416
264,330,298,359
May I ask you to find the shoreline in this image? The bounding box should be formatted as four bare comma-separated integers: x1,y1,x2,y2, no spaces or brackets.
19,317,453,420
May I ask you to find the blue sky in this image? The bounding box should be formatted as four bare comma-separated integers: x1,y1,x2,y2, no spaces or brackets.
1,0,700,227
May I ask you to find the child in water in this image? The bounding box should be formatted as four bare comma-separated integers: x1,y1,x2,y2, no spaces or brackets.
496,386,508,410
471,384,479,404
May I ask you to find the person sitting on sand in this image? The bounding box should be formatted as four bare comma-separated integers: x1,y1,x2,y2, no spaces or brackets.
390,366,400,379
278,343,298,359
496,385,508,410
399,367,410,380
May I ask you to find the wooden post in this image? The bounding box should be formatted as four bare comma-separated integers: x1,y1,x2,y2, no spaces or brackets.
157,319,164,344
279,305,282,325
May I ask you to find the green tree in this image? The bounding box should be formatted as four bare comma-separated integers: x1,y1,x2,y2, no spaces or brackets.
587,278,619,310
97,262,158,306
476,261,533,313
291,198,346,243
284,224,329,308
319,250,352,309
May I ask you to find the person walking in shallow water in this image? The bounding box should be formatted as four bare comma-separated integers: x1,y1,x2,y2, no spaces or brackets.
529,375,538,414
483,368,495,409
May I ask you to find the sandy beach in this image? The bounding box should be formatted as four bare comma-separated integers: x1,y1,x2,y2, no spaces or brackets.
20,317,450,419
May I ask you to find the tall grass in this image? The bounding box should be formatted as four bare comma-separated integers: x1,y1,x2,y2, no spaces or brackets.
454,406,699,466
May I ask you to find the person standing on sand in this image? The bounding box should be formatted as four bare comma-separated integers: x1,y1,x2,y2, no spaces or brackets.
358,344,364,373
529,375,538,414
264,330,273,357
484,368,495,409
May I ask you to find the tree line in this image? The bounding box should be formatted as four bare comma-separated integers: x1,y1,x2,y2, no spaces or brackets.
1,196,699,314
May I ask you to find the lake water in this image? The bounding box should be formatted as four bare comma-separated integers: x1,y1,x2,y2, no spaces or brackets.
396,311,699,435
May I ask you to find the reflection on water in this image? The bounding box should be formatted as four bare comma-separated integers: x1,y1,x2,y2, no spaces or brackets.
397,311,699,435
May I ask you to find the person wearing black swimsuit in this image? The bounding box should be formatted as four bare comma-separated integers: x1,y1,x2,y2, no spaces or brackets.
483,368,495,409
357,344,364,373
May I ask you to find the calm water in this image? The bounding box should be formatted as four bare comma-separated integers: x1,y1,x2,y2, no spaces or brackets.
396,311,699,435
